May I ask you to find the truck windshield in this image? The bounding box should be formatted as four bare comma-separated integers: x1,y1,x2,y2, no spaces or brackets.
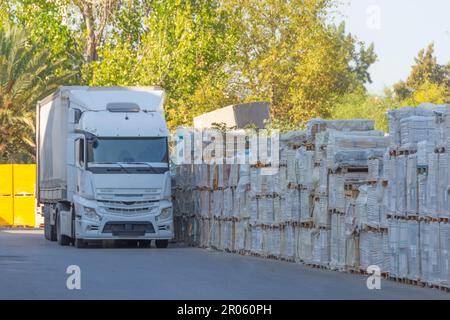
87,137,168,164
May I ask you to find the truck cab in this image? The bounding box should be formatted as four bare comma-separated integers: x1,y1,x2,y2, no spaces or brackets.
37,87,173,248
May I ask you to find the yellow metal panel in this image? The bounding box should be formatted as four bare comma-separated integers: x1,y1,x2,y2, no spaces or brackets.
13,196,36,227
0,164,13,196
13,164,36,196
0,197,14,226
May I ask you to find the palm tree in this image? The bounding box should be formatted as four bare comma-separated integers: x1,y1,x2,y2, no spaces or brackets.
0,21,75,163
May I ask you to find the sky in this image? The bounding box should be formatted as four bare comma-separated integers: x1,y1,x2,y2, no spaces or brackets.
338,0,450,94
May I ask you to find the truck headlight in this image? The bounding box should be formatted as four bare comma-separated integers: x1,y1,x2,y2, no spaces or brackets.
84,206,102,222
157,207,172,221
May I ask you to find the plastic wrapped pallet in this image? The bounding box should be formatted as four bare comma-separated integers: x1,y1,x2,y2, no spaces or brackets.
368,158,381,181
228,164,239,187
437,153,449,217
212,190,223,218
281,224,296,260
285,189,300,222
418,172,427,216
210,219,220,249
388,219,399,277
417,141,435,166
420,222,441,284
267,227,281,257
426,153,439,217
234,220,247,252
312,229,330,266
286,150,298,185
297,226,313,263
396,156,407,216
398,219,409,278
313,195,329,228
299,190,312,223
222,188,234,218
250,225,263,255
360,231,384,271
439,222,450,285
296,148,314,188
407,220,421,280
355,185,368,228
237,164,250,192
307,119,375,142
330,214,346,269
258,197,274,224
406,154,418,215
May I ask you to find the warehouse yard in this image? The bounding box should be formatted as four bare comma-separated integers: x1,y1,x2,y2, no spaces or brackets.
0,229,448,300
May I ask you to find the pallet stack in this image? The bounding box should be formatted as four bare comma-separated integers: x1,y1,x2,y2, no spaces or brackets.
386,104,450,289
172,105,450,291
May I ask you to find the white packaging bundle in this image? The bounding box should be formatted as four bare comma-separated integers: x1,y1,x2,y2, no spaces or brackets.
426,153,438,217
228,164,239,187
388,219,399,276
313,195,329,228
286,150,298,185
307,119,375,142
387,157,397,213
285,189,300,222
335,175,346,212
398,219,409,278
237,164,250,192
312,229,330,266
274,166,287,195
259,197,274,224
296,148,314,187
251,225,263,254
220,221,232,251
200,190,211,217
417,141,435,166
298,227,314,263
368,158,380,181
249,196,258,222
212,190,223,217
330,214,346,269
420,222,441,284
282,224,296,260
328,174,337,210
367,185,380,228
400,116,438,146
300,190,312,222
222,188,234,218
234,221,247,252
235,191,248,219
437,153,449,217
359,231,384,270
407,220,420,280
383,231,390,272
406,154,418,214
418,173,427,216
439,222,450,285
355,185,368,228
210,219,220,249
396,156,407,215
268,227,281,257
318,159,328,194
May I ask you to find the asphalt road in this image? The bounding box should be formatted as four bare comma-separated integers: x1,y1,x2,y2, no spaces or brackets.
0,229,449,300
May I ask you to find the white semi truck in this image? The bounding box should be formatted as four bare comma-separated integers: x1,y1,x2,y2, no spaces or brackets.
36,86,173,248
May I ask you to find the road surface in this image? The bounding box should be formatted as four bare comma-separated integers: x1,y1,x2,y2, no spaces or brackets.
0,229,448,300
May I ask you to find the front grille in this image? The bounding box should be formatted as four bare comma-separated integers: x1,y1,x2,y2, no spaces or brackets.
98,200,158,216
102,222,155,236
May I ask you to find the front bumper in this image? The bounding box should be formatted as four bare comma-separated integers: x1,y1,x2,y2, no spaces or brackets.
73,196,173,240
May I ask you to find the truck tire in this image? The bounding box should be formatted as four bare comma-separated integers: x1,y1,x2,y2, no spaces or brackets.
138,240,152,248
155,240,169,248
44,205,56,241
74,238,86,248
56,214,71,246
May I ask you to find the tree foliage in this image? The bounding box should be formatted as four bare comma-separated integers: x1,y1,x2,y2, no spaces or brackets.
0,21,74,162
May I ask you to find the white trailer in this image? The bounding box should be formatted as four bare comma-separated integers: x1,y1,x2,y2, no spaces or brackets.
37,86,173,248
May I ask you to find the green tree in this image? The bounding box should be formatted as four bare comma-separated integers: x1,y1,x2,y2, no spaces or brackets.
0,21,74,162
394,43,449,103
224,0,377,126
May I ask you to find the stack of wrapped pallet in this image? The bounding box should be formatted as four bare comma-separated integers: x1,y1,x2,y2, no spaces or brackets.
386,103,450,288
309,120,390,272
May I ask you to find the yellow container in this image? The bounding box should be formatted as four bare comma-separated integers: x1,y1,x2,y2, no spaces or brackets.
13,196,36,227
0,165,14,226
13,164,36,196
0,197,14,226
13,164,36,227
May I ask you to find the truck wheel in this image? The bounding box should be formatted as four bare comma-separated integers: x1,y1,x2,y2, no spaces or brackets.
56,214,71,246
44,205,56,241
139,240,152,248
74,238,86,249
155,240,169,248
